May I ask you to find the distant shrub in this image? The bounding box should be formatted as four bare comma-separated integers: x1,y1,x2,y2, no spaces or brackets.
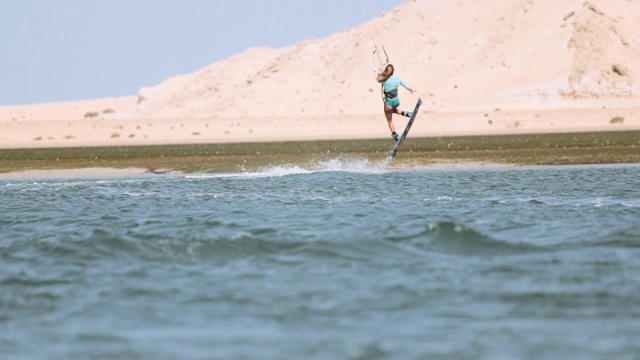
507,120,522,128
563,11,575,21
611,65,627,77
610,116,624,124
33,136,42,141
64,135,75,140
111,133,121,138
84,111,99,119
102,108,115,114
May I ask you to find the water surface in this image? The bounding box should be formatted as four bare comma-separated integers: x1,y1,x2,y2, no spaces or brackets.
2,160,639,359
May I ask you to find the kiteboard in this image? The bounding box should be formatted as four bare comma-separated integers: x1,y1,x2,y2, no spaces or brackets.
389,98,422,158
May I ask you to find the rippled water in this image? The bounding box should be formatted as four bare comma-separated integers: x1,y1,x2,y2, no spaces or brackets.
1,160,639,359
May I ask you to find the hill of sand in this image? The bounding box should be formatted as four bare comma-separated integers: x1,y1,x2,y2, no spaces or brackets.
1,0,639,148
135,0,640,118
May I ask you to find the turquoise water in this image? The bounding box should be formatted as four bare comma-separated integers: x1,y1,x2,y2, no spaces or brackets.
1,160,639,359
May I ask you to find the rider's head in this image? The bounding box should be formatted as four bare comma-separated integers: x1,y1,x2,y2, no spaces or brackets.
376,63,394,83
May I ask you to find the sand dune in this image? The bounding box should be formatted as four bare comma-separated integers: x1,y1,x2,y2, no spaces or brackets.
135,0,640,118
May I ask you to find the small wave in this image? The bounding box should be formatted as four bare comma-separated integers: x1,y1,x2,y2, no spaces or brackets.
10,226,403,265
283,238,409,263
586,226,640,249
0,274,71,288
390,221,538,257
44,229,148,262
89,228,307,263
10,222,538,266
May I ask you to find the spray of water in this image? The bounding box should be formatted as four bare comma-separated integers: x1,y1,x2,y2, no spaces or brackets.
186,157,391,179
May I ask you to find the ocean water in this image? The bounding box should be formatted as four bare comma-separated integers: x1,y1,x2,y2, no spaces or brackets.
1,160,639,360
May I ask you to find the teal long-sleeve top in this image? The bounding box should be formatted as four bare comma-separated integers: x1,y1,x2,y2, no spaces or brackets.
382,75,410,98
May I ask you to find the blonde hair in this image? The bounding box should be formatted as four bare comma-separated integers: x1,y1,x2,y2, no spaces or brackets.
376,63,394,83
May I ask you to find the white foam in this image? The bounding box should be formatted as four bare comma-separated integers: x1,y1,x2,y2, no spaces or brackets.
185,157,389,179
316,158,387,174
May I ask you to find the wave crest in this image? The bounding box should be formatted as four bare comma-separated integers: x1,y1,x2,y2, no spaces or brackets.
392,221,537,257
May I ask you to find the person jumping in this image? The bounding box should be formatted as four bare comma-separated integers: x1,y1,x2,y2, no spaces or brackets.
376,63,417,141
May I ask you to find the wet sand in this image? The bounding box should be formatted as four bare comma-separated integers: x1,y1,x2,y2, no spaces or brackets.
1,130,638,179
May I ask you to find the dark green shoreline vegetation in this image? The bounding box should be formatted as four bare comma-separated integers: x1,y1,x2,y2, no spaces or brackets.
1,131,638,174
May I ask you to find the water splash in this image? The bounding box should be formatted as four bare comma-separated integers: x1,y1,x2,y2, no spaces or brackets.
187,157,389,179
315,157,387,173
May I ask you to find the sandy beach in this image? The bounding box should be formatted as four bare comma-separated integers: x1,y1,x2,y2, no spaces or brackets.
1,100,639,149
1,0,639,177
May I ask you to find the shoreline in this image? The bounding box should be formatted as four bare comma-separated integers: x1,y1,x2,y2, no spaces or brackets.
0,167,152,180
2,158,639,181
1,130,638,180
0,162,514,180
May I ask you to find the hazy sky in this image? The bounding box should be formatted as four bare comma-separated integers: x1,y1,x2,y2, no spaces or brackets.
2,0,405,105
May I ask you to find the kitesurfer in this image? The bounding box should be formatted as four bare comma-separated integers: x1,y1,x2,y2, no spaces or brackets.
376,63,416,141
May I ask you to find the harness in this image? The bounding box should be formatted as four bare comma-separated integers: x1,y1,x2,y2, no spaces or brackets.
384,89,398,99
